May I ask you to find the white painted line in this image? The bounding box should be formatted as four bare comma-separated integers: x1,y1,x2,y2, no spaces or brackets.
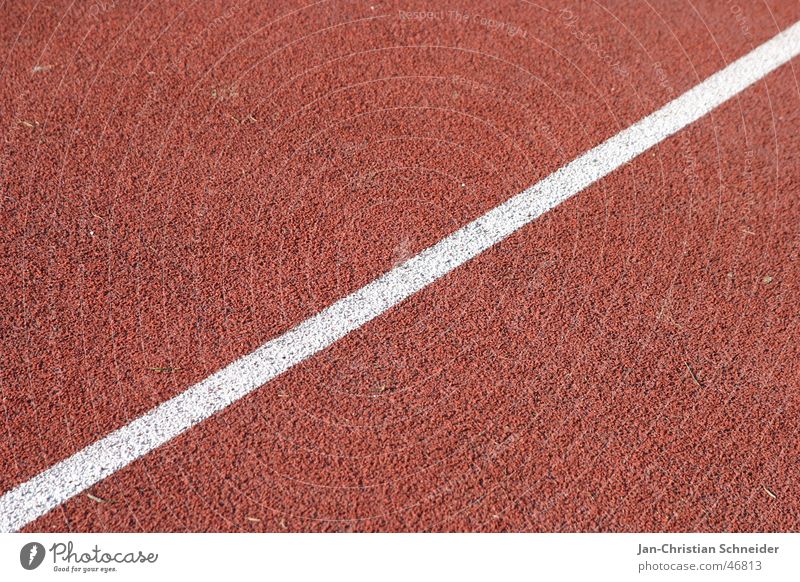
3,21,800,532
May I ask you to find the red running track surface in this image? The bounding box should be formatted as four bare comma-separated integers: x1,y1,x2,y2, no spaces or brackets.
1,0,798,531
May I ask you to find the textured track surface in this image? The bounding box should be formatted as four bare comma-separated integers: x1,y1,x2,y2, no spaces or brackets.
1,1,798,531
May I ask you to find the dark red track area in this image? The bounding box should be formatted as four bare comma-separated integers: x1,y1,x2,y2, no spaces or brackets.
1,1,799,531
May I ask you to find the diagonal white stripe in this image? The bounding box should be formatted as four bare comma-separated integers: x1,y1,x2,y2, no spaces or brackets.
3,21,800,532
